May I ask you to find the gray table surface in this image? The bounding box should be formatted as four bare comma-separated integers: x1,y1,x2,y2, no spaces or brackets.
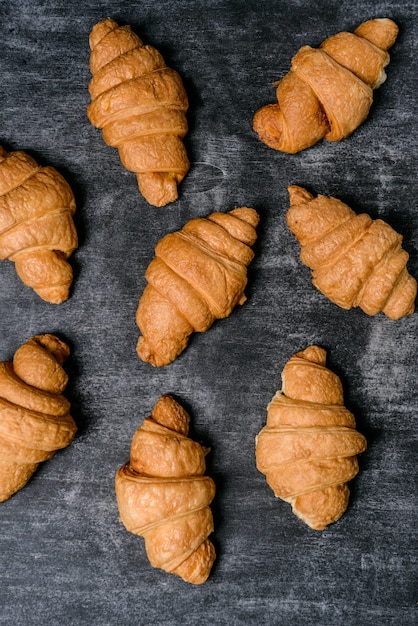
1,1,417,625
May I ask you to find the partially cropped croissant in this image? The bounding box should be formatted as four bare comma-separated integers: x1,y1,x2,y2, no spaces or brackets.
136,206,259,366
256,346,367,530
253,18,399,153
286,186,417,319
0,146,77,303
115,394,216,584
0,334,77,502
87,18,190,207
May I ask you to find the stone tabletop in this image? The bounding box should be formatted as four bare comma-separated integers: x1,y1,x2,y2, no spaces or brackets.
1,1,417,625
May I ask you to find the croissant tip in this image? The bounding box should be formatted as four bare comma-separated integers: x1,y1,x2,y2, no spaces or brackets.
288,185,314,206
151,394,190,435
136,337,171,367
253,104,285,151
294,345,327,366
354,17,399,51
34,286,71,305
137,172,180,208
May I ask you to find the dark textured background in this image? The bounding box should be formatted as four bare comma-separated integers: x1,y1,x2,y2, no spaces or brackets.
0,1,417,624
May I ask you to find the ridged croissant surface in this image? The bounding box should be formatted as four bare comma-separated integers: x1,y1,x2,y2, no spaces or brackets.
0,334,77,502
87,18,190,207
136,206,259,366
0,146,77,303
115,394,216,584
287,186,417,319
256,346,367,530
253,18,399,153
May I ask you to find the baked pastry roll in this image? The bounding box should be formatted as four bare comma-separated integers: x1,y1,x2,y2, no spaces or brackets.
256,346,367,530
253,18,398,153
286,185,416,319
115,394,216,584
0,334,77,501
136,206,259,365
0,146,77,303
87,18,190,207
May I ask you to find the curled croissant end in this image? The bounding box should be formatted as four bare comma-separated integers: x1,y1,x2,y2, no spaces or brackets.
0,146,77,303
115,394,216,584
0,334,77,502
286,186,417,320
253,18,399,153
255,346,367,530
136,206,259,366
87,18,190,207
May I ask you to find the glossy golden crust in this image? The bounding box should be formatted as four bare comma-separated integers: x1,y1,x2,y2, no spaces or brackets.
87,18,190,207
0,335,77,502
0,146,77,303
115,395,216,584
287,186,417,319
256,346,367,530
136,206,259,366
253,18,398,153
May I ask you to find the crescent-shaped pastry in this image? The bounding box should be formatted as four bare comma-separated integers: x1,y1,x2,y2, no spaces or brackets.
115,395,216,584
256,346,367,530
253,18,399,153
286,186,416,319
0,146,77,303
87,18,190,207
0,334,77,501
136,206,259,365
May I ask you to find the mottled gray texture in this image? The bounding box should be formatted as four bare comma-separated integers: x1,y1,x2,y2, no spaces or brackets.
0,0,417,625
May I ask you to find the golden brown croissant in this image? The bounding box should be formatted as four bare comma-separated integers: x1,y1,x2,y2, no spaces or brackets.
136,206,259,366
0,146,77,303
87,18,190,207
0,334,77,502
286,186,417,319
253,18,399,153
256,346,367,530
115,394,216,584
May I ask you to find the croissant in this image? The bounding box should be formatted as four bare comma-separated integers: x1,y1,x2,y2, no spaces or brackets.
87,18,190,207
0,146,77,303
0,334,77,502
253,18,399,153
136,206,259,366
115,394,216,584
286,186,417,319
255,346,367,530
